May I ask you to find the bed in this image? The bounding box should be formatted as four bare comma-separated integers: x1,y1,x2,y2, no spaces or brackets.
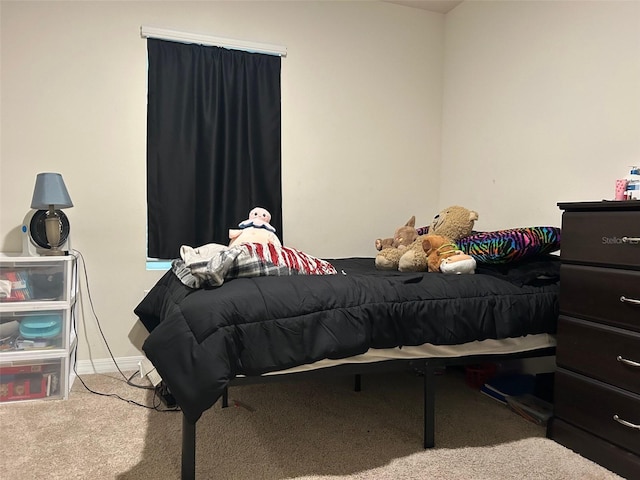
135,249,560,480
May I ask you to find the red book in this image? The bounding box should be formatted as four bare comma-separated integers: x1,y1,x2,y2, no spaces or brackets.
0,364,44,375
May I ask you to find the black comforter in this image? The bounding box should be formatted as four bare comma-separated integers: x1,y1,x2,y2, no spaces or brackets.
135,256,559,424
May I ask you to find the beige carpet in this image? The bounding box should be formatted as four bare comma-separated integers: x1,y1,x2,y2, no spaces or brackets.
0,368,622,480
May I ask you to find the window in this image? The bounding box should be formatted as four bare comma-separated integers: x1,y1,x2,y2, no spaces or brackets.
145,38,282,261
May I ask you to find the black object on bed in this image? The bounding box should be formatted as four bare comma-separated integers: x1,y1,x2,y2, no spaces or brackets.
135,255,560,479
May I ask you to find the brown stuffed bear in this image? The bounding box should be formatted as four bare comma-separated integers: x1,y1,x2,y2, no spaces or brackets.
374,216,419,270
381,205,478,272
428,205,478,241
375,215,418,251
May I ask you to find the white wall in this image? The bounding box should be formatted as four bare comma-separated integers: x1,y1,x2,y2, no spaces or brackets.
0,1,444,363
5,0,637,368
440,0,640,230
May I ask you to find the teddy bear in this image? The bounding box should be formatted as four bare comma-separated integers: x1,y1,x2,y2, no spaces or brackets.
376,205,478,272
420,234,476,274
427,205,478,240
374,216,419,270
397,205,478,272
375,215,418,251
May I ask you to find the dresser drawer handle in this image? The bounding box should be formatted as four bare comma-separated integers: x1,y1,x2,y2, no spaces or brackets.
617,355,640,367
620,296,640,305
622,236,640,244
613,414,640,430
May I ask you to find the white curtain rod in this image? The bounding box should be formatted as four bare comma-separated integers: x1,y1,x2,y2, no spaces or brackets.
140,26,287,57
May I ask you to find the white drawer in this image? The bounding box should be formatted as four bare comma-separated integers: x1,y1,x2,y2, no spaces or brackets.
0,255,76,304
0,306,74,353
0,357,66,403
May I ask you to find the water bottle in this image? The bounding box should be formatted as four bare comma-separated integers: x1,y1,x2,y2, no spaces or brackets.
625,166,640,200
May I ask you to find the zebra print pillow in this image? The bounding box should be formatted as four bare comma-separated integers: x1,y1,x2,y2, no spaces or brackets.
456,226,561,264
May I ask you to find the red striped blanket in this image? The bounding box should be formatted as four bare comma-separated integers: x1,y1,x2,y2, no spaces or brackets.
173,243,337,288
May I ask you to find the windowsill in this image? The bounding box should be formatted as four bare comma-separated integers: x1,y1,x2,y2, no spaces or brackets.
146,260,172,271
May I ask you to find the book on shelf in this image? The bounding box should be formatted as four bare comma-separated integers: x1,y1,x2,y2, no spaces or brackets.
480,373,536,405
0,364,44,375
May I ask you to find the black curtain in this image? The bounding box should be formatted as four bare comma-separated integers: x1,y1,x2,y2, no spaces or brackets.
146,39,282,259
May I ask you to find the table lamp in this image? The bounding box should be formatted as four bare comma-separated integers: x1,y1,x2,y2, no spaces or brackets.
30,173,73,256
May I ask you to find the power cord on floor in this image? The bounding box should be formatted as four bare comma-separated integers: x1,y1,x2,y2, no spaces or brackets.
68,249,180,412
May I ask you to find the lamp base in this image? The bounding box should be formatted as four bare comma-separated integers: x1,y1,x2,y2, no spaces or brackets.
42,247,65,256
44,210,64,256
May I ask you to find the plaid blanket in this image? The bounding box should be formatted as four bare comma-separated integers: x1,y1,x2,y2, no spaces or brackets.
172,243,337,288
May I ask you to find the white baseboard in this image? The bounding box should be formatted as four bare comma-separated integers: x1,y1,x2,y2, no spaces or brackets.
76,355,145,375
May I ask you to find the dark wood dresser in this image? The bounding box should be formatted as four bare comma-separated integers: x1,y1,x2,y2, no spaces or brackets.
548,201,640,479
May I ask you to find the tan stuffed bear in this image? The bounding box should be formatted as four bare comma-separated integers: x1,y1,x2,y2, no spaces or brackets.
429,205,478,241
374,216,419,270
396,205,479,273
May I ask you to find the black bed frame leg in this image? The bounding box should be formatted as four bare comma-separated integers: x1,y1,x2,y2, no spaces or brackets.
354,374,361,392
221,386,229,408
423,363,436,449
182,413,196,480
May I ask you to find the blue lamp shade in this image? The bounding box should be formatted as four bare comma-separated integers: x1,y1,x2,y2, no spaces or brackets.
30,173,73,210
